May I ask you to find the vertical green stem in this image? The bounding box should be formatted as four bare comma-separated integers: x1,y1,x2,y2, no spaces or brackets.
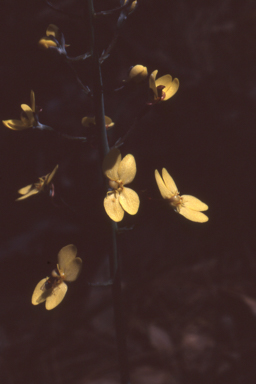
86,1,130,383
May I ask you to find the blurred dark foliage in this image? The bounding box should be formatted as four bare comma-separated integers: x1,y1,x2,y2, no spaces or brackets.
1,0,256,383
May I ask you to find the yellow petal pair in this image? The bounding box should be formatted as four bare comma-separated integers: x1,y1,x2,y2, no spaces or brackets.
124,0,137,13
2,91,36,131
155,168,208,223
149,70,179,103
103,149,140,222
31,245,82,310
81,116,114,129
16,165,58,201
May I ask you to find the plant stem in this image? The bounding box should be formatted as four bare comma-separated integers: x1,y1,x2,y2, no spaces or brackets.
86,1,130,383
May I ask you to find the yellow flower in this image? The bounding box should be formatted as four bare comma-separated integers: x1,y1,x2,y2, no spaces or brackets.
149,70,179,104
31,244,82,310
155,168,208,223
81,116,114,130
126,65,148,83
38,24,60,49
16,165,58,201
2,90,36,130
103,148,140,222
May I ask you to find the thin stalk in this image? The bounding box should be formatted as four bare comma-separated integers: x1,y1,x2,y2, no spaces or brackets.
86,1,130,383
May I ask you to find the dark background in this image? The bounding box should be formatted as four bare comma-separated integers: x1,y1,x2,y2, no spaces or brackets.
1,0,256,383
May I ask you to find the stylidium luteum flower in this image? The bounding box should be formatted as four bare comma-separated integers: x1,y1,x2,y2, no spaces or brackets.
38,24,68,55
149,70,179,104
81,116,114,130
125,65,148,83
16,165,58,201
32,244,82,310
155,168,208,223
103,149,140,222
2,90,36,130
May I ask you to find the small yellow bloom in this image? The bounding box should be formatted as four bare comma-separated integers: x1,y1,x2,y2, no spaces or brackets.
16,165,58,201
103,148,140,222
81,116,114,130
2,90,36,130
38,24,59,49
126,65,148,83
155,168,208,223
31,244,82,310
149,70,179,104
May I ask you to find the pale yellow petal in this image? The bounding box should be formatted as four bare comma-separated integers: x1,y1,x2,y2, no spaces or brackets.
118,154,136,185
21,104,34,125
104,116,114,129
81,116,96,127
46,24,59,38
64,258,82,282
45,282,68,310
38,38,57,49
182,195,208,211
119,187,140,215
155,169,172,199
45,164,59,185
16,188,39,201
102,149,121,180
162,168,178,195
104,193,124,222
30,90,35,112
31,277,49,305
2,119,28,130
17,184,33,195
149,70,158,98
164,78,179,100
128,65,148,83
58,244,77,271
179,206,209,223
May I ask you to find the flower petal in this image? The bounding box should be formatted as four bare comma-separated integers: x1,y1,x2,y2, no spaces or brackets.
31,277,49,305
105,116,114,129
38,38,58,49
2,119,28,130
162,168,178,195
30,90,35,112
46,24,59,38
102,149,121,180
16,188,39,201
128,65,148,83
21,104,34,125
17,184,33,195
149,70,158,98
182,195,208,211
155,170,172,199
64,258,82,282
179,206,209,223
104,193,124,222
45,282,68,310
164,78,179,100
118,154,136,185
119,187,140,215
45,164,59,185
81,116,96,127
58,244,77,271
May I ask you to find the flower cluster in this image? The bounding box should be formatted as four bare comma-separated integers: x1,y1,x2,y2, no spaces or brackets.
32,245,82,310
